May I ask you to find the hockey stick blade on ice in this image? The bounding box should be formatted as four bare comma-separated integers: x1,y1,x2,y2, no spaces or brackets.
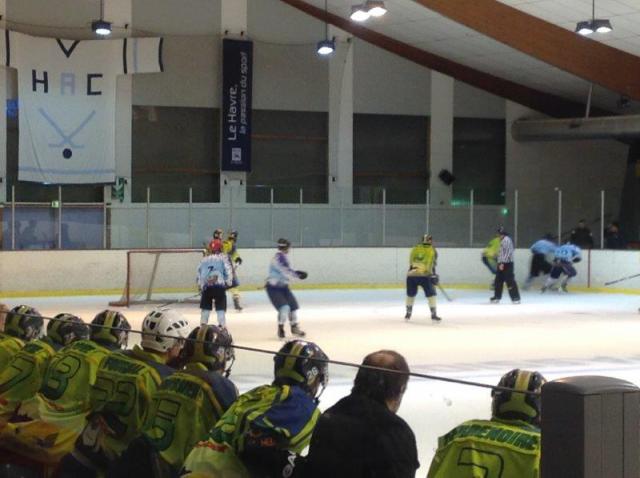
604,273,640,286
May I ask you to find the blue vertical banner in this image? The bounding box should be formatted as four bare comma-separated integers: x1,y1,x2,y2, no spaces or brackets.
221,38,253,172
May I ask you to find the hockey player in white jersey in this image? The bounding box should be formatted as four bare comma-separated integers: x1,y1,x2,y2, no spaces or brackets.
266,238,308,339
197,239,233,327
542,242,582,293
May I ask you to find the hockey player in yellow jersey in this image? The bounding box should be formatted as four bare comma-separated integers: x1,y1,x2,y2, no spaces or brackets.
181,339,329,478
60,308,190,477
405,234,441,321
109,325,239,477
0,305,43,371
223,230,244,311
0,312,86,423
427,369,546,478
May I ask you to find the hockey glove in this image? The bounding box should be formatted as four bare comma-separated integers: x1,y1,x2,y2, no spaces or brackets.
296,270,308,280
235,257,243,265
573,257,582,263
430,274,440,285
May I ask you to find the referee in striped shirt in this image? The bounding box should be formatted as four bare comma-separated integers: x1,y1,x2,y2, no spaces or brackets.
490,227,521,304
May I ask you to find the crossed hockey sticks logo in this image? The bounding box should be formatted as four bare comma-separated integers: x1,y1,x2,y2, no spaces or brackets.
38,107,96,158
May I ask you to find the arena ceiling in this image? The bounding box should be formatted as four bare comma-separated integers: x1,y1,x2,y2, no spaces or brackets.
287,0,640,115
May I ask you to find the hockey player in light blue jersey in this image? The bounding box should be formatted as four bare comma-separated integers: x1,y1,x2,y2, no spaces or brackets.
542,242,582,293
197,239,233,327
266,238,308,339
524,234,556,290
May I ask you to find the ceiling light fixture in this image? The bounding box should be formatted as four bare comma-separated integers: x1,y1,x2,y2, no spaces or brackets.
92,0,112,36
575,0,612,35
350,4,370,22
317,0,335,56
366,0,387,18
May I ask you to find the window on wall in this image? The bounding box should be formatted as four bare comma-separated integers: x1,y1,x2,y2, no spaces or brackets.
132,106,220,203
452,118,506,206
6,107,104,203
353,114,429,204
247,110,328,204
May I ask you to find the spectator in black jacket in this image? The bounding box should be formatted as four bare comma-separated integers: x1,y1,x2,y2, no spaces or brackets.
605,222,627,249
570,219,594,249
301,350,419,478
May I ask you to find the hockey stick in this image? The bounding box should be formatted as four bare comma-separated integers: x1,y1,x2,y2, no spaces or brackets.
604,273,640,286
159,292,201,308
437,284,453,302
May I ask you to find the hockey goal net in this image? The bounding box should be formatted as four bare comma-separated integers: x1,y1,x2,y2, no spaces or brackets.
109,249,205,307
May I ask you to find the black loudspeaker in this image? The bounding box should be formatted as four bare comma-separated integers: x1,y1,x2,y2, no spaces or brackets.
438,169,456,186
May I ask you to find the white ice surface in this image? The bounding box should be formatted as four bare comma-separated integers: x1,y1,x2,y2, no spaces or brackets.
7,287,640,476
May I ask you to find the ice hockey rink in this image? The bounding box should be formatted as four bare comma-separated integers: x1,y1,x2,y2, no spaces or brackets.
5,286,640,475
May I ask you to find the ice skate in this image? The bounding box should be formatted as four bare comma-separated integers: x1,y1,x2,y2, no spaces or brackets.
291,323,306,337
431,313,442,322
233,297,243,311
561,283,568,293
512,300,521,304
490,297,500,304
405,306,412,320
277,324,285,339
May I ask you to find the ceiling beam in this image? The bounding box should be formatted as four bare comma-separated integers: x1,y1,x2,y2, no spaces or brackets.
412,0,640,101
279,0,609,118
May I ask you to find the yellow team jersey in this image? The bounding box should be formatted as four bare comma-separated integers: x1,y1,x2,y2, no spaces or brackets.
0,338,57,422
483,237,501,259
89,345,174,457
0,333,25,371
408,244,437,276
0,340,113,464
182,384,319,478
222,240,239,263
142,363,238,470
427,418,541,478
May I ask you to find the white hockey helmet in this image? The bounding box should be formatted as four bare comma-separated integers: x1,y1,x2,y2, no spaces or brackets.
141,308,191,353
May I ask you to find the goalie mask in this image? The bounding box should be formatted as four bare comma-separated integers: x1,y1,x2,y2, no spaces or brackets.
274,340,329,400
492,369,546,426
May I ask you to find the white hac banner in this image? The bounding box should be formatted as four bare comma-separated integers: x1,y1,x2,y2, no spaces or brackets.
0,30,163,184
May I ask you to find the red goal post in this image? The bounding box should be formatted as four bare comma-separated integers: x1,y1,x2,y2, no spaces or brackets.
109,248,205,307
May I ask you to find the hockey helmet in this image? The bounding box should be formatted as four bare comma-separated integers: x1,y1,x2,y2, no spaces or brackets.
492,368,546,426
213,228,224,239
182,324,234,373
422,234,433,244
141,308,191,353
210,239,223,254
48,313,90,347
274,340,329,399
277,238,291,251
228,230,238,241
4,305,43,341
91,310,131,349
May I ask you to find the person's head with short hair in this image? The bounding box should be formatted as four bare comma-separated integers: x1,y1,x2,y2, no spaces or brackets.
352,350,410,414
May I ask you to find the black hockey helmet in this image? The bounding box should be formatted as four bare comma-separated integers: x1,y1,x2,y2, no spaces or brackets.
228,230,238,241
274,340,329,399
48,313,90,347
492,369,546,426
277,238,291,251
4,305,43,341
90,310,131,349
182,325,234,373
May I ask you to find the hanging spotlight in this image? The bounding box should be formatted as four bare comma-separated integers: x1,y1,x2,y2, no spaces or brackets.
366,0,387,18
92,20,112,36
317,39,335,55
92,0,111,36
593,19,612,33
317,0,335,56
575,0,612,35
575,20,594,35
350,4,370,22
